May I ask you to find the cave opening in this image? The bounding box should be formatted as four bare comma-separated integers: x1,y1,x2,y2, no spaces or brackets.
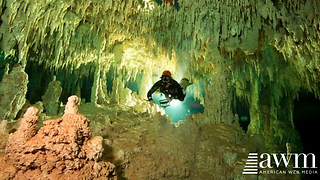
106,67,115,94
293,91,320,171
25,62,52,104
25,61,96,104
80,69,94,103
124,72,143,95
232,96,250,132
151,92,204,123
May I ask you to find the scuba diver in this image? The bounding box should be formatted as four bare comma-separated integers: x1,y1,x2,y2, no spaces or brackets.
147,70,186,103
154,0,180,10
163,0,173,6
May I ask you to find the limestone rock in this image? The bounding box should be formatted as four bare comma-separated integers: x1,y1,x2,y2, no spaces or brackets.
0,96,116,180
6,106,39,146
0,120,9,152
64,95,79,114
82,136,104,161
42,78,62,115
0,64,28,120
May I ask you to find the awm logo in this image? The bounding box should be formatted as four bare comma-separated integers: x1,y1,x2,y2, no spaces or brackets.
243,152,318,175
243,153,259,174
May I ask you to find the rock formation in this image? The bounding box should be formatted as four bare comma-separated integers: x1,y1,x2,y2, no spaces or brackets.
0,64,28,120
0,96,116,180
0,0,319,179
64,95,79,114
42,77,62,115
0,120,9,153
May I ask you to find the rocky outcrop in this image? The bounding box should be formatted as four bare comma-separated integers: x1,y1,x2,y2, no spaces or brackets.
0,95,116,180
0,64,28,120
0,120,9,153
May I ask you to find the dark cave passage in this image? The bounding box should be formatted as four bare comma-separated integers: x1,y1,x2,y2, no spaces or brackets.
293,92,320,154
232,96,250,132
25,61,96,104
293,91,320,179
24,62,145,105
25,62,52,104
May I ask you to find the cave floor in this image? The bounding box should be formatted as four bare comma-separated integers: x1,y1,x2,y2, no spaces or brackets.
0,102,301,180
76,103,299,180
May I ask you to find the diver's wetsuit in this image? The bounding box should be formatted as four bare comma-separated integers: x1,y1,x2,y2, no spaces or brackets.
147,79,185,101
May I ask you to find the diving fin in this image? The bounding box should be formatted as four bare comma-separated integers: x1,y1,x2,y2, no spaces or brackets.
179,78,192,92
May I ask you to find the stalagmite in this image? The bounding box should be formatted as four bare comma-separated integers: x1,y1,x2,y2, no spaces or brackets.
42,77,62,115
0,98,116,179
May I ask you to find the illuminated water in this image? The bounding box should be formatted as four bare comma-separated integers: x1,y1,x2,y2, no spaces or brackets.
152,92,204,123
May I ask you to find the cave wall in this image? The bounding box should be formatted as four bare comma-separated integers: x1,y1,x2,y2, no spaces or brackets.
0,0,319,151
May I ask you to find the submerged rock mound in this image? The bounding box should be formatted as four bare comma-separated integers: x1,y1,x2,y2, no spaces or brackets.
0,95,116,180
